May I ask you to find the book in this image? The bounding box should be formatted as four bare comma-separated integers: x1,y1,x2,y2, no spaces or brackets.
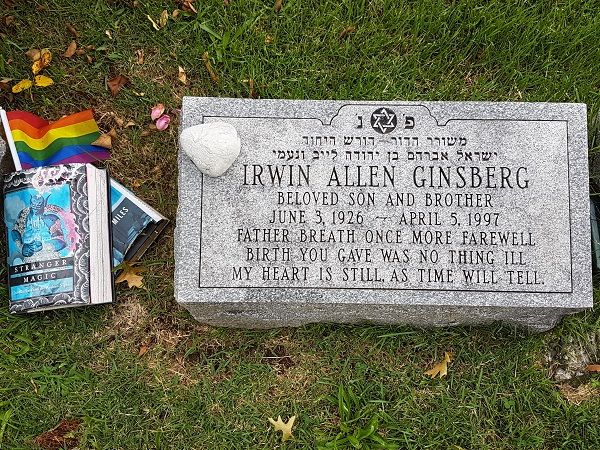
110,179,168,267
3,164,114,313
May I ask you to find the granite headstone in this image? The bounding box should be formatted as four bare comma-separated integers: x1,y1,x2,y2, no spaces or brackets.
175,98,592,331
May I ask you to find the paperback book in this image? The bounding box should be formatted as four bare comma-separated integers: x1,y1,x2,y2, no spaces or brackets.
3,164,114,313
110,179,168,266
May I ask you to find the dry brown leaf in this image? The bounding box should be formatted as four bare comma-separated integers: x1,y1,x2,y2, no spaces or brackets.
274,0,283,12
246,78,257,98
268,415,295,441
124,120,136,128
3,15,15,26
25,48,41,61
172,9,181,19
179,0,197,13
178,65,188,85
223,0,230,5
425,352,452,378
115,263,144,289
0,77,12,90
107,74,129,96
75,48,86,56
159,10,168,28
202,51,219,83
12,79,32,93
339,25,356,40
138,344,148,357
86,54,93,64
63,41,77,58
91,133,113,149
265,34,273,44
135,49,144,64
141,123,157,136
34,75,54,87
33,419,80,450
586,364,600,373
66,23,79,38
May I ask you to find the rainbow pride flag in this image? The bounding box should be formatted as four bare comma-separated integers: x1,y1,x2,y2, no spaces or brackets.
1,109,110,169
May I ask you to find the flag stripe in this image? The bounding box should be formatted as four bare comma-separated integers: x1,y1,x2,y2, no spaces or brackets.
7,109,94,131
18,147,110,167
6,110,48,128
14,131,102,159
11,119,99,149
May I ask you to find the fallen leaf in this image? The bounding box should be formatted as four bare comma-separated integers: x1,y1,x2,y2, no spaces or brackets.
339,25,356,40
202,51,219,83
25,48,41,61
124,120,136,128
178,65,188,85
107,128,118,139
105,30,112,39
179,0,197,13
115,263,144,289
132,179,143,187
12,79,32,93
172,9,180,19
32,48,52,74
425,351,452,378
135,49,144,64
147,14,160,31
91,132,113,149
63,41,77,58
586,364,600,373
0,77,12,90
274,0,283,12
66,23,79,38
268,415,295,441
224,0,230,5
107,74,129,96
159,9,168,28
110,113,125,127
33,419,80,450
86,54,93,64
265,34,273,44
34,75,54,87
75,48,86,56
249,78,256,98
3,15,15,26
138,344,148,357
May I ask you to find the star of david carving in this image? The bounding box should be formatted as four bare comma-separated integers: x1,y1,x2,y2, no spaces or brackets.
370,107,397,134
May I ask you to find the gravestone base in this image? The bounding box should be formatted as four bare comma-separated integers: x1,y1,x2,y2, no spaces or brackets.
175,98,592,332
177,300,578,332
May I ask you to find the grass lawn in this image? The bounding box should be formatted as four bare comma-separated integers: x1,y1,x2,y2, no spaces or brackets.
2,0,600,448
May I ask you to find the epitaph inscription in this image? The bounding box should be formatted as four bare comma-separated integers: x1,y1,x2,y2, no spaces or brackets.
176,99,592,330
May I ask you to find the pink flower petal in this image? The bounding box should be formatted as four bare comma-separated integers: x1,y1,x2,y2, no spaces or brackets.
151,103,165,121
156,114,170,131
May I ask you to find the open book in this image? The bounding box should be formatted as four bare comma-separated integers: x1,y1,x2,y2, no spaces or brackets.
3,164,114,312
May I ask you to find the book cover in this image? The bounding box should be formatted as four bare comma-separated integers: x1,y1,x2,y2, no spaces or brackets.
3,164,113,312
110,179,168,266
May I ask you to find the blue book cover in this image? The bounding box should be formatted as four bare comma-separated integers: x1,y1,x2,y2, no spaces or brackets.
3,164,113,312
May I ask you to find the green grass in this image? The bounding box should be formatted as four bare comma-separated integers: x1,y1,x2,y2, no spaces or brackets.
2,0,600,448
